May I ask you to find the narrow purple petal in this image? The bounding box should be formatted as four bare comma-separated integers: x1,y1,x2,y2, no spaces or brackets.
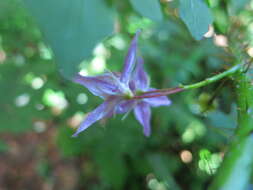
132,56,149,90
115,100,136,114
134,102,151,137
142,88,172,107
129,80,136,92
144,95,172,107
72,97,119,137
73,73,119,98
120,31,141,85
96,72,120,83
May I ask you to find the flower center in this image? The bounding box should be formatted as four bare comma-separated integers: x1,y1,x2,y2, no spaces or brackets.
123,91,134,99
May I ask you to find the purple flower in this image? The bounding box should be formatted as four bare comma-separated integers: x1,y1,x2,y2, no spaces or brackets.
73,31,171,137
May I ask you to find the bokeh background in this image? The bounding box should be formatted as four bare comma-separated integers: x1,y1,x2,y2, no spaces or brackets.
1,0,253,189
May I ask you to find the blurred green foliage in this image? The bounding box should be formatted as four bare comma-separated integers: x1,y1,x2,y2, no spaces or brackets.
1,0,253,189
22,0,115,78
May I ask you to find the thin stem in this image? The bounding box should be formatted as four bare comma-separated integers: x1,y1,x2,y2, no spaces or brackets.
183,64,242,90
132,64,243,100
209,68,253,190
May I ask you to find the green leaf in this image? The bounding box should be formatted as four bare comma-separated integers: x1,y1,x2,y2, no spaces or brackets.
148,154,181,190
212,8,229,34
22,0,115,79
0,140,8,153
95,151,127,189
207,104,237,131
129,0,163,21
228,0,250,15
179,0,213,40
209,136,253,190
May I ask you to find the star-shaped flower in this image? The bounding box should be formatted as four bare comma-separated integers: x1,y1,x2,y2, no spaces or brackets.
73,31,171,137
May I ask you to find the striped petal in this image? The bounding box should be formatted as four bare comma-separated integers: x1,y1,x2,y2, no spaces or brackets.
74,73,119,98
142,88,172,107
120,31,140,85
144,95,172,107
72,97,119,137
132,56,149,90
134,102,151,137
116,100,136,114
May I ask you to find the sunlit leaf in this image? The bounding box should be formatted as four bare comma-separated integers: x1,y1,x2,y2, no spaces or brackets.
129,0,163,21
22,0,115,78
179,0,213,40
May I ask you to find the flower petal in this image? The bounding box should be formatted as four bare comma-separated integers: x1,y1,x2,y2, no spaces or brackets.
120,31,140,85
132,56,149,90
129,80,136,92
116,100,136,114
72,97,119,137
134,102,151,137
73,73,119,98
144,95,172,107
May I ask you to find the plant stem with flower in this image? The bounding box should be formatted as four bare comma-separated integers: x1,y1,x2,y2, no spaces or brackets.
72,31,249,141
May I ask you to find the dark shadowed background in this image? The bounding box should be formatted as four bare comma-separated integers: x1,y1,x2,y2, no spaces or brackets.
1,0,253,189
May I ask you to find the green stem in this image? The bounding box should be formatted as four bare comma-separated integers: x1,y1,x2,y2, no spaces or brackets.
209,68,253,190
183,64,243,90
133,64,243,100
234,74,253,137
